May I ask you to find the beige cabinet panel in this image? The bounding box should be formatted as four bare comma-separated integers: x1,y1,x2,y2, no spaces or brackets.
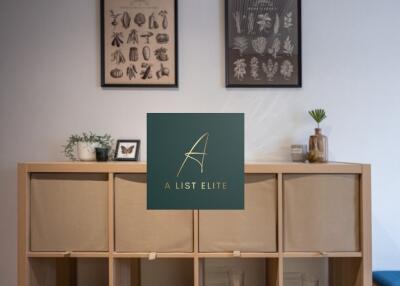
284,174,360,252
114,174,194,252
30,173,108,252
199,174,277,252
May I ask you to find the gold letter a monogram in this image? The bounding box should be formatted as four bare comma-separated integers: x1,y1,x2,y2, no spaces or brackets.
177,132,209,177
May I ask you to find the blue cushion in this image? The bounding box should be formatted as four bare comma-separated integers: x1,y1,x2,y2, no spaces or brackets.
373,271,400,286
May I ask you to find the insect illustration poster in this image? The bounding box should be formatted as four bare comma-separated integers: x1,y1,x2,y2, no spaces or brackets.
101,0,177,87
226,0,301,87
147,113,244,210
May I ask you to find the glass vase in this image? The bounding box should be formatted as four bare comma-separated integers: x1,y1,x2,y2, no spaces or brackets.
308,128,328,163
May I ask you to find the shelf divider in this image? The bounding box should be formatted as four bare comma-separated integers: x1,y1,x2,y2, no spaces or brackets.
278,173,283,286
109,172,115,286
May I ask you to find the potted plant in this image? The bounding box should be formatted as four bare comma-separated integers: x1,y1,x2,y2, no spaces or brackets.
308,109,328,163
63,132,114,161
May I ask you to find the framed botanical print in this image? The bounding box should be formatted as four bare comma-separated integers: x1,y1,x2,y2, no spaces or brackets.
101,0,178,87
225,0,301,87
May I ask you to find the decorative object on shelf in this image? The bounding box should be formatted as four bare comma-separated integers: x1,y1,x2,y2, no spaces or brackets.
63,132,114,161
228,268,244,286
225,0,301,87
290,144,307,162
302,274,319,286
95,147,110,161
308,109,328,163
101,0,178,87
114,139,140,161
284,272,302,286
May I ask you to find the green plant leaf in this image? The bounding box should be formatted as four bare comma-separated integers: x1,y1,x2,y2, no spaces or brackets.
308,109,327,128
62,132,114,161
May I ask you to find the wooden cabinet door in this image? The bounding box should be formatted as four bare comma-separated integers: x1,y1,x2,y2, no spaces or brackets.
199,174,277,252
283,174,360,252
30,173,108,252
114,174,194,252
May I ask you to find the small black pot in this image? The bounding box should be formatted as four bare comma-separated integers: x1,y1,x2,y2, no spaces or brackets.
95,147,109,162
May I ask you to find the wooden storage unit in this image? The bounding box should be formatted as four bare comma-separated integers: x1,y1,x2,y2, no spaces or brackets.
18,162,371,286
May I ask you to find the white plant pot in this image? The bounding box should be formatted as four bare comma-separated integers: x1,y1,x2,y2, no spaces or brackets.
77,142,99,161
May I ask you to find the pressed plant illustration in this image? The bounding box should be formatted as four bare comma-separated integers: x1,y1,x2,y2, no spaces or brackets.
248,12,255,33
233,36,249,56
257,13,272,32
262,59,278,81
273,13,280,34
308,109,327,128
268,38,281,58
233,58,247,80
233,11,242,33
280,60,294,79
283,36,294,56
284,12,293,29
250,57,260,79
252,37,268,55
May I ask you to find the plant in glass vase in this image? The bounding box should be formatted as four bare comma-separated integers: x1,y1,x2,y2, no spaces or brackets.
308,109,328,163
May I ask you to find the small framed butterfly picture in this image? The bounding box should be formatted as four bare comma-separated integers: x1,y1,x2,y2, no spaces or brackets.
114,139,140,161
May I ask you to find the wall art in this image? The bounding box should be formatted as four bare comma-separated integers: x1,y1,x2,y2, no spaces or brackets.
101,0,178,87
114,139,140,161
225,0,301,87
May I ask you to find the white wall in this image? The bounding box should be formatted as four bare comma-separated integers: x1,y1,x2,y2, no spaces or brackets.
1,0,400,284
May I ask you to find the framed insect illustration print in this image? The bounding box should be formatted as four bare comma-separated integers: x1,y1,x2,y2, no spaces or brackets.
101,0,178,87
225,0,301,87
114,140,141,161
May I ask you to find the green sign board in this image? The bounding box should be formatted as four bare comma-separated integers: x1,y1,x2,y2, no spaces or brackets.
147,113,244,209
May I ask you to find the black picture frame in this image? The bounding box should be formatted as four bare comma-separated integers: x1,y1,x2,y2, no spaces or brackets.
114,140,141,161
101,0,178,87
225,0,302,88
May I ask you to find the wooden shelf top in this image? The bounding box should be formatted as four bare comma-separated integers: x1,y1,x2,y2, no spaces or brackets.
18,161,368,174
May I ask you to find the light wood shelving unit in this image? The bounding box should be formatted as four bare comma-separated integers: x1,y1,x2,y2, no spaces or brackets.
18,162,371,286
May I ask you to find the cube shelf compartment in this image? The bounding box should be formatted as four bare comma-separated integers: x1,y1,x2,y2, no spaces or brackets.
283,257,362,286
200,258,278,286
29,258,108,286
18,162,371,286
114,258,194,286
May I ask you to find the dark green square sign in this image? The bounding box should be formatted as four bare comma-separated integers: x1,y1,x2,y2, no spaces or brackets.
147,113,244,209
